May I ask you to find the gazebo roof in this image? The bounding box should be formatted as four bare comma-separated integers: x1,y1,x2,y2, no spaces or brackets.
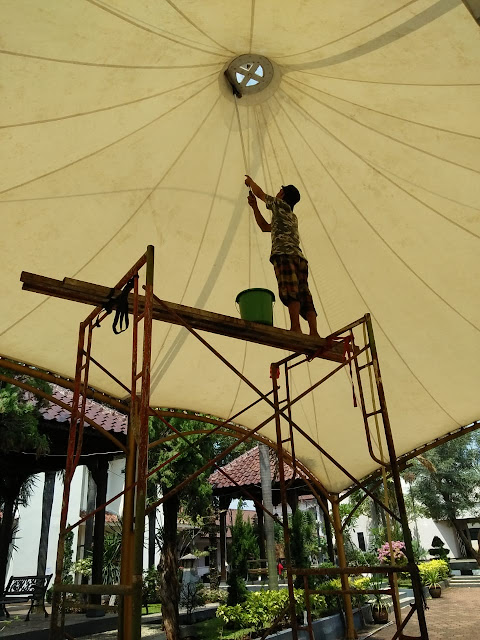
209,445,311,501
210,446,292,489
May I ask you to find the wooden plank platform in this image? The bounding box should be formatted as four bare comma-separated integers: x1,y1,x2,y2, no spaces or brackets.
21,272,345,363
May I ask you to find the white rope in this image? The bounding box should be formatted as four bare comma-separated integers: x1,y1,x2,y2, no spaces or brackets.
234,96,249,174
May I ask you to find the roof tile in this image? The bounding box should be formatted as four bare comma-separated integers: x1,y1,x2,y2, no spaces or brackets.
209,446,293,489
40,384,127,434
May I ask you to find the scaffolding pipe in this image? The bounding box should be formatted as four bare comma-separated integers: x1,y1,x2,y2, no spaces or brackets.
15,250,432,640
331,497,356,640
366,314,429,640
271,363,298,640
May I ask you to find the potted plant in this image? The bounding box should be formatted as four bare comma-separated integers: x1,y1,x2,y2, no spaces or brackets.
423,566,442,598
369,574,390,624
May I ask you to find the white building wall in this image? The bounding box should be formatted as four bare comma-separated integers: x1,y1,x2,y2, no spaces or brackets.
350,514,370,552
7,458,162,580
8,465,84,580
346,513,462,560
106,458,125,516
414,518,460,557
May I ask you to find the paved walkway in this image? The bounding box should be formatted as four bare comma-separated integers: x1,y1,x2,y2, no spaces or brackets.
2,589,478,639
370,587,480,640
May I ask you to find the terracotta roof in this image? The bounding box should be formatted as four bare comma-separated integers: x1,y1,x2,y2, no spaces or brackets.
80,510,119,523
40,384,127,434
209,446,293,489
224,509,256,535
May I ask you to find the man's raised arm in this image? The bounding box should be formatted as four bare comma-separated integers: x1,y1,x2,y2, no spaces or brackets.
245,175,266,202
247,191,271,232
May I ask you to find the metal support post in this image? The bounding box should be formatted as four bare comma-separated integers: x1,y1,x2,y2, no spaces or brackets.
331,497,356,640
271,363,298,640
51,320,91,640
130,245,154,639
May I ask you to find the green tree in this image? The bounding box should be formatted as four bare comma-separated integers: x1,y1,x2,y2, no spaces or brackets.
290,509,310,587
409,432,480,565
227,500,259,605
0,369,51,617
148,414,252,640
0,370,50,455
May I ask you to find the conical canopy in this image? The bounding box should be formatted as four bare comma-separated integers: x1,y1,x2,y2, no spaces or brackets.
2,1,479,492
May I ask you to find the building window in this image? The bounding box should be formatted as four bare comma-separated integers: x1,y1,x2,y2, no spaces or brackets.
357,532,366,551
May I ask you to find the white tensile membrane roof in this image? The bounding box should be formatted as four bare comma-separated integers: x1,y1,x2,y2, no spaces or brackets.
1,1,480,493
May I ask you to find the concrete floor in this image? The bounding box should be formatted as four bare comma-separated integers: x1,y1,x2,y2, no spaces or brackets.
367,586,480,640
2,588,477,639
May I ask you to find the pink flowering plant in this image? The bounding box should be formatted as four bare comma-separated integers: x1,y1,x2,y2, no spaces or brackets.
377,541,407,566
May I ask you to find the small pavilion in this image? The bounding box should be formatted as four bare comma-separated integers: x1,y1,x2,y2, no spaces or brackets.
209,445,335,582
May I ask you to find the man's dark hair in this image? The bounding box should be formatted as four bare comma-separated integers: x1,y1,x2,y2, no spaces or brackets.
281,184,301,210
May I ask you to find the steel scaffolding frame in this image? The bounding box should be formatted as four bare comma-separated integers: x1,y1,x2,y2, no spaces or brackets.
19,246,429,640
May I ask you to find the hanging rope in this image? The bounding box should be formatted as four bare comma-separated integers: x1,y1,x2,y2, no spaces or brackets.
96,276,138,334
234,96,249,174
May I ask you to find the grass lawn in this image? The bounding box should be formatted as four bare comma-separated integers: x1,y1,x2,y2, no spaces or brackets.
397,579,413,588
141,603,162,615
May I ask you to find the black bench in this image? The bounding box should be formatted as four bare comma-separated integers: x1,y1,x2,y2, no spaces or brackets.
0,574,52,621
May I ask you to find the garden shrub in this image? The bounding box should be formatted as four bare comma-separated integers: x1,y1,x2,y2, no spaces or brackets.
418,559,449,583
350,576,371,608
312,562,336,587
314,577,342,612
142,566,160,605
309,593,327,618
217,603,251,629
203,587,227,604
217,588,328,631
428,537,449,562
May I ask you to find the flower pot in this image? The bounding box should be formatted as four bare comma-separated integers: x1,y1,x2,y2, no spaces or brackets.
429,586,441,598
372,605,389,624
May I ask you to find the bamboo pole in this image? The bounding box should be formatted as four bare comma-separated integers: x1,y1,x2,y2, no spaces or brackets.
331,497,356,640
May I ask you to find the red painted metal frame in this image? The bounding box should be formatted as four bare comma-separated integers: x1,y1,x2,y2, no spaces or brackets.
50,248,153,640
265,315,428,640
42,248,430,640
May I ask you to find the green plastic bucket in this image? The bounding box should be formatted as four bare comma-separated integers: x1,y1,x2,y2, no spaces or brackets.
235,288,275,325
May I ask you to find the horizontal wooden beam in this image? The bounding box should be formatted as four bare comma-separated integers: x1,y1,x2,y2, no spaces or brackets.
21,272,345,363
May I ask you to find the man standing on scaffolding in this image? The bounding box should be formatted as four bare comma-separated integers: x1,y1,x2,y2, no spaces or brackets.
245,175,318,337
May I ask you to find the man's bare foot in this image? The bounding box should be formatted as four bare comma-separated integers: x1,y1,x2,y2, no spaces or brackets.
290,326,302,334
309,331,320,338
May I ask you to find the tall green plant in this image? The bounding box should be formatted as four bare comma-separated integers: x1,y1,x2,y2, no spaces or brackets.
62,530,74,584
102,519,122,584
148,413,254,640
290,510,310,587
227,501,259,605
